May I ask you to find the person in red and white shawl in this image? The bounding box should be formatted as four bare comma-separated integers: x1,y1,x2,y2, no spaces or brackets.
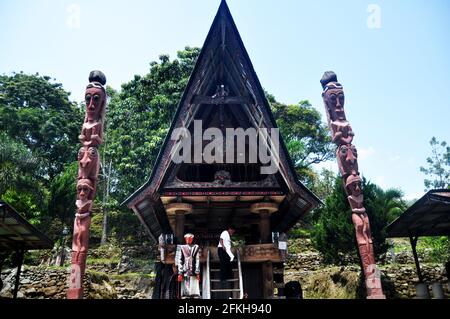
175,233,201,298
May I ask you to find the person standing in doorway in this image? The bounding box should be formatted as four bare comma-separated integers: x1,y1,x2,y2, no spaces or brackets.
218,226,236,281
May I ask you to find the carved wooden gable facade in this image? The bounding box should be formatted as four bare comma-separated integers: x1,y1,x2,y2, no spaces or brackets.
124,1,319,243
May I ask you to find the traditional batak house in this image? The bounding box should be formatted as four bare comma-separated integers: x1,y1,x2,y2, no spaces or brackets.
123,0,320,299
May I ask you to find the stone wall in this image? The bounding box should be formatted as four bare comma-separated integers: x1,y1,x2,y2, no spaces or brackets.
286,252,324,272
1,266,70,299
381,264,450,299
1,241,448,299
284,245,450,299
0,266,154,299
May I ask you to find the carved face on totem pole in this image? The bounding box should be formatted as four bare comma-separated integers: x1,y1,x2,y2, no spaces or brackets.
323,84,346,121
320,71,346,122
76,179,94,202
85,85,105,122
77,146,99,180
331,121,354,145
345,174,363,197
85,70,107,122
337,144,359,177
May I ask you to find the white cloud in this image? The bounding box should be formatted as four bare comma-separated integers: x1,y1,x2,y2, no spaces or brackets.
358,146,375,160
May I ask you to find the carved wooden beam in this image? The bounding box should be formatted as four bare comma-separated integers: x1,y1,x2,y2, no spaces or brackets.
161,244,282,264
192,94,253,105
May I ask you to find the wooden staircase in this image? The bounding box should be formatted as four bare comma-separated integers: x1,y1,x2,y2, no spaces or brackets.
202,249,243,299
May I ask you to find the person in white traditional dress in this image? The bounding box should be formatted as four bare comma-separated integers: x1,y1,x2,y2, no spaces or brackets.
175,233,201,298
218,226,236,281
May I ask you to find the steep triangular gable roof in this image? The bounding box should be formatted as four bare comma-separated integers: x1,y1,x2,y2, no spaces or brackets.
124,0,319,210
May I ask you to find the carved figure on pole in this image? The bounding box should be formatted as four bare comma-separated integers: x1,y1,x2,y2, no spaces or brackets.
337,144,359,178
320,71,385,299
79,72,106,147
75,178,94,215
346,174,375,265
67,71,107,299
77,146,100,182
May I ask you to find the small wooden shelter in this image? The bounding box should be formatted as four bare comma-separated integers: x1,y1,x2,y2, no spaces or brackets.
0,200,53,298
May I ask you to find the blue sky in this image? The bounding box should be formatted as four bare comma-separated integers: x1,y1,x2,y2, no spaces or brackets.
1,0,449,200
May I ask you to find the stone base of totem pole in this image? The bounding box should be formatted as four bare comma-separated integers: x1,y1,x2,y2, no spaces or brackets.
67,288,83,299
366,275,386,299
67,251,87,299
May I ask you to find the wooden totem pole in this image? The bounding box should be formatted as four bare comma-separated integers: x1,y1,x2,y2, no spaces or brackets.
67,71,106,299
320,71,385,299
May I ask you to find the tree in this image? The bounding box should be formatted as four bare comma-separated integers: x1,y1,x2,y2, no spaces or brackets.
312,176,406,264
0,72,83,180
268,96,334,186
311,168,337,201
105,47,201,201
48,162,77,225
298,168,337,227
0,73,82,239
0,133,50,226
312,177,355,263
0,132,41,195
420,137,450,190
86,47,201,243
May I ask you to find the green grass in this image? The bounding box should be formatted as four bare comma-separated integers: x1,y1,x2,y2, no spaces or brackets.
86,258,120,265
109,272,155,280
390,237,450,263
45,265,69,270
289,228,312,239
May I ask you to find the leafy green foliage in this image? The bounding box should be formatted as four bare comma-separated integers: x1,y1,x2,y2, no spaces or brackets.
48,161,77,223
89,213,104,244
417,236,450,263
0,72,83,180
0,132,42,195
105,47,200,201
288,228,312,239
420,137,450,190
311,168,337,202
0,73,81,239
1,188,48,226
269,96,334,186
312,176,406,264
312,177,354,263
0,133,49,226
